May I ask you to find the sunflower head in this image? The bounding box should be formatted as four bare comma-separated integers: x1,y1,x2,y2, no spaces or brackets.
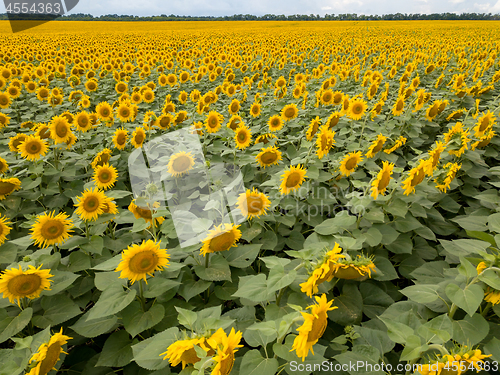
113,128,128,150
200,223,242,256
237,188,271,219
18,135,48,161
167,151,196,177
93,163,118,190
234,125,252,149
279,164,307,195
131,127,146,149
0,265,53,305
339,151,363,177
205,111,223,133
115,240,170,284
0,177,22,200
28,328,72,375
371,161,394,200
49,115,72,144
347,98,367,120
281,103,299,121
268,115,284,132
291,294,336,361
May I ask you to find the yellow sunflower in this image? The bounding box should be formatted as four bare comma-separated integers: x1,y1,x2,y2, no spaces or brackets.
200,223,242,256
0,177,21,200
347,98,367,120
0,112,10,129
36,87,50,101
95,101,113,121
425,101,440,122
425,141,446,176
268,114,284,132
474,111,496,138
255,133,277,145
0,214,12,245
91,148,112,169
160,337,212,369
155,114,171,130
228,99,240,115
281,103,299,121
279,165,307,195
365,134,387,158
27,328,72,375
446,109,465,121
31,211,73,249
115,240,169,284
384,136,407,154
435,162,461,193
306,116,321,141
256,146,282,168
472,130,496,150
115,81,128,94
0,265,53,305
116,102,133,123
291,294,336,361
0,157,7,174
142,89,155,103
332,91,344,106
128,200,165,227
415,346,491,375
339,151,363,177
227,115,244,131
113,128,128,150
325,112,342,129
205,111,224,133
484,287,500,305
102,196,119,216
35,124,51,140
315,125,335,159
330,255,376,280
210,328,243,375
9,134,26,152
0,91,11,108
49,115,72,144
237,188,271,219
18,135,49,161
131,127,146,149
402,159,431,195
234,125,252,149
173,111,188,126
74,188,108,221
167,151,196,177
340,95,350,115
371,161,394,200
320,89,334,105
73,111,92,132
93,163,118,190
250,102,261,117
299,243,345,297
392,96,405,116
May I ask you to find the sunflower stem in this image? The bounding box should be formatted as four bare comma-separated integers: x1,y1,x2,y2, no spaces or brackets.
481,302,492,317
85,221,90,239
205,253,210,268
276,287,286,306
139,280,146,312
358,113,368,147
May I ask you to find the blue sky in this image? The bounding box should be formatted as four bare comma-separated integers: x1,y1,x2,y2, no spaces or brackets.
2,0,500,17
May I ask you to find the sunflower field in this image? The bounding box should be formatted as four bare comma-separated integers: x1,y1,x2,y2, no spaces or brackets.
1,19,500,375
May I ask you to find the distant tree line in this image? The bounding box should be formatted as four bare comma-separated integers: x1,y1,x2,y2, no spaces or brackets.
1,12,500,21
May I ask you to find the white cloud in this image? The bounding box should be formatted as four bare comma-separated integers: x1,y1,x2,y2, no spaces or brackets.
449,0,465,4
490,0,500,12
